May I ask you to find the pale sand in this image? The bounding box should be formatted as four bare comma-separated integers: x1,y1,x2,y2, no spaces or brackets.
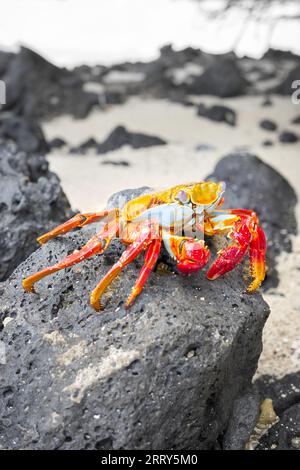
43,96,300,378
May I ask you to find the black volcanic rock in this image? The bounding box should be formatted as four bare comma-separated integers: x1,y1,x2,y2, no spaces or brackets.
255,372,300,450
97,126,167,154
279,131,298,143
0,140,73,281
197,104,236,126
292,115,300,124
186,60,247,97
276,65,300,95
48,137,67,151
208,153,298,289
259,119,277,131
2,46,98,119
0,115,49,153
0,185,269,450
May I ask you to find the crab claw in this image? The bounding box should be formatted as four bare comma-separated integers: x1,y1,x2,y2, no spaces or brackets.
206,222,251,280
247,225,267,292
177,240,210,274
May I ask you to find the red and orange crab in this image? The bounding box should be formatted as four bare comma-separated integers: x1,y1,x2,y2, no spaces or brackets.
22,181,266,311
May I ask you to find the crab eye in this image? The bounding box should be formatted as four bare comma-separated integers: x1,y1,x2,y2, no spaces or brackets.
175,190,190,204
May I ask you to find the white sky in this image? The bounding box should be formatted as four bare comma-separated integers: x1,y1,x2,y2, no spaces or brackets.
0,0,299,66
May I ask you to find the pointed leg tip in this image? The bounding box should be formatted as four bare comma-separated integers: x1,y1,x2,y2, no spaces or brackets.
22,279,36,294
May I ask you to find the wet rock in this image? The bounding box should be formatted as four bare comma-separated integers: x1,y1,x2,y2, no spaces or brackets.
279,131,298,143
2,46,98,119
197,104,236,126
48,137,67,151
259,119,277,131
0,140,73,281
186,60,247,97
0,186,269,450
208,153,298,289
222,388,261,450
97,126,167,154
0,115,49,153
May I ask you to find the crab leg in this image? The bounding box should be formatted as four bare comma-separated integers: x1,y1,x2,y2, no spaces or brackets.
206,208,267,291
90,223,158,311
22,221,118,293
37,208,118,244
206,220,252,280
125,238,162,308
248,225,267,292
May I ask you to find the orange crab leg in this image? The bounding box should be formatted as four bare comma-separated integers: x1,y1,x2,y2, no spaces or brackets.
125,238,162,308
90,222,159,311
206,220,252,281
248,225,267,292
22,221,118,293
37,209,118,244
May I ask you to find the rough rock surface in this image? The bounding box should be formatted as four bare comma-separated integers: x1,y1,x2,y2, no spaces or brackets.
0,187,269,450
222,387,261,450
255,372,300,450
208,153,298,289
0,140,73,281
97,126,167,154
0,115,49,153
197,104,236,126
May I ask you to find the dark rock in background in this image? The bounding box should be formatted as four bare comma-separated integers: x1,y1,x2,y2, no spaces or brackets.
2,47,99,120
0,115,49,153
279,131,298,143
292,115,300,124
259,119,277,131
70,137,98,155
197,104,236,126
0,140,73,281
97,126,167,154
185,60,247,97
262,140,274,147
208,153,298,289
0,186,269,450
276,65,300,95
101,160,130,167
48,137,67,151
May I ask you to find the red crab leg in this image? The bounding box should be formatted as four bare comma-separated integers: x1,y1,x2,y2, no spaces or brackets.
37,209,118,244
125,238,162,308
206,220,252,281
90,223,159,311
22,221,118,293
247,225,267,292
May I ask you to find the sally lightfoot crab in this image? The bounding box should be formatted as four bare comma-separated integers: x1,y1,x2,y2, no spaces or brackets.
22,181,266,310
